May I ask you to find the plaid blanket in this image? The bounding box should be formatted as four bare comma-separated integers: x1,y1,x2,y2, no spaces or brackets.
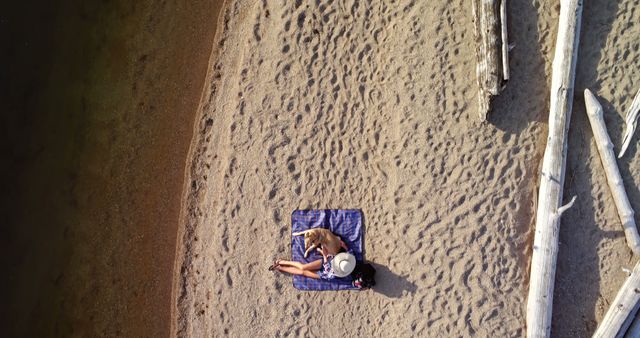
291,209,363,291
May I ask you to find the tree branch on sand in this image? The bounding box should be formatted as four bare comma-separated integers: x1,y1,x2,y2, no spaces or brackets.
584,89,640,256
526,0,583,336
593,262,640,338
618,87,640,158
472,0,509,120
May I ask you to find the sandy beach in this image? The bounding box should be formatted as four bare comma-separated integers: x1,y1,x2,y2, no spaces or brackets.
174,0,640,337
3,0,640,336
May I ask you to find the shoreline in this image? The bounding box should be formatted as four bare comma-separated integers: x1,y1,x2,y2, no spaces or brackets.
171,0,227,334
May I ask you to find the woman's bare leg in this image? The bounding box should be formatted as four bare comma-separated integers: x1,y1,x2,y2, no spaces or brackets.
277,259,322,271
301,260,323,271
276,266,320,279
276,259,303,269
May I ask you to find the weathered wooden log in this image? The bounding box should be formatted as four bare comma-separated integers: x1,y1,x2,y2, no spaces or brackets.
500,0,509,81
526,0,583,337
472,0,508,120
624,307,640,338
584,89,640,256
619,87,640,158
593,261,640,338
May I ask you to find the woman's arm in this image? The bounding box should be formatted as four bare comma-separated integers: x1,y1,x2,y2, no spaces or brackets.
320,246,329,263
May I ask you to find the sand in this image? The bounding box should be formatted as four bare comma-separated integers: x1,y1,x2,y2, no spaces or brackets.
2,0,222,336
174,0,640,337
3,0,639,336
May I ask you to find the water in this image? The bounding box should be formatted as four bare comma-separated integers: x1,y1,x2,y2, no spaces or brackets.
1,1,222,335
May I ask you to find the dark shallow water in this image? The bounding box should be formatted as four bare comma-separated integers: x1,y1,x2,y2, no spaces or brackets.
1,1,221,336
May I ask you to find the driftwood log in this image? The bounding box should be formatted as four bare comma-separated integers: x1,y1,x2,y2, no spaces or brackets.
472,0,509,120
584,89,640,256
593,261,640,338
526,0,583,337
619,87,640,158
500,0,509,81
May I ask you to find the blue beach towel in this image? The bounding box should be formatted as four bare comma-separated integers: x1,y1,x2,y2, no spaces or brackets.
291,209,363,291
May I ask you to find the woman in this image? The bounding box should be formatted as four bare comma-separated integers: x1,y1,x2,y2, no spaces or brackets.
270,241,355,280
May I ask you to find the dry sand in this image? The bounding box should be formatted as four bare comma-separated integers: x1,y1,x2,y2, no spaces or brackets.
174,0,640,337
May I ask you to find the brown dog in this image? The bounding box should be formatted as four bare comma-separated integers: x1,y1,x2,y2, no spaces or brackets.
292,228,342,258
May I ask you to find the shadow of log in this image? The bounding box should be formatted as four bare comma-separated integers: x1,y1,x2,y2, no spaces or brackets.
488,0,548,133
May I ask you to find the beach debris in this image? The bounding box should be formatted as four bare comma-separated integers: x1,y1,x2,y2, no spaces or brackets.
584,89,640,256
593,261,640,338
526,0,583,337
500,0,510,82
472,0,509,120
618,87,640,158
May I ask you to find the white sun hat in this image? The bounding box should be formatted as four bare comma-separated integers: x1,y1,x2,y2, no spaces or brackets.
332,252,356,277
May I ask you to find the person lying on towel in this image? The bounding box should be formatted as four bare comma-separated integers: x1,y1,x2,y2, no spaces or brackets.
270,241,356,280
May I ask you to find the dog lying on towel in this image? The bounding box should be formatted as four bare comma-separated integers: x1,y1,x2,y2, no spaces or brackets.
292,228,342,258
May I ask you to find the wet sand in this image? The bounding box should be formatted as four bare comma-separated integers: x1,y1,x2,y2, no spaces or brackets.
2,0,223,336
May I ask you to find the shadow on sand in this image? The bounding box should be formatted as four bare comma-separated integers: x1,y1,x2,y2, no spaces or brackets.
488,0,548,133
369,262,417,298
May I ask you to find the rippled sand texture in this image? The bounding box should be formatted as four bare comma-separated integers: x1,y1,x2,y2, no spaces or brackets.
3,1,222,336
175,0,640,337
